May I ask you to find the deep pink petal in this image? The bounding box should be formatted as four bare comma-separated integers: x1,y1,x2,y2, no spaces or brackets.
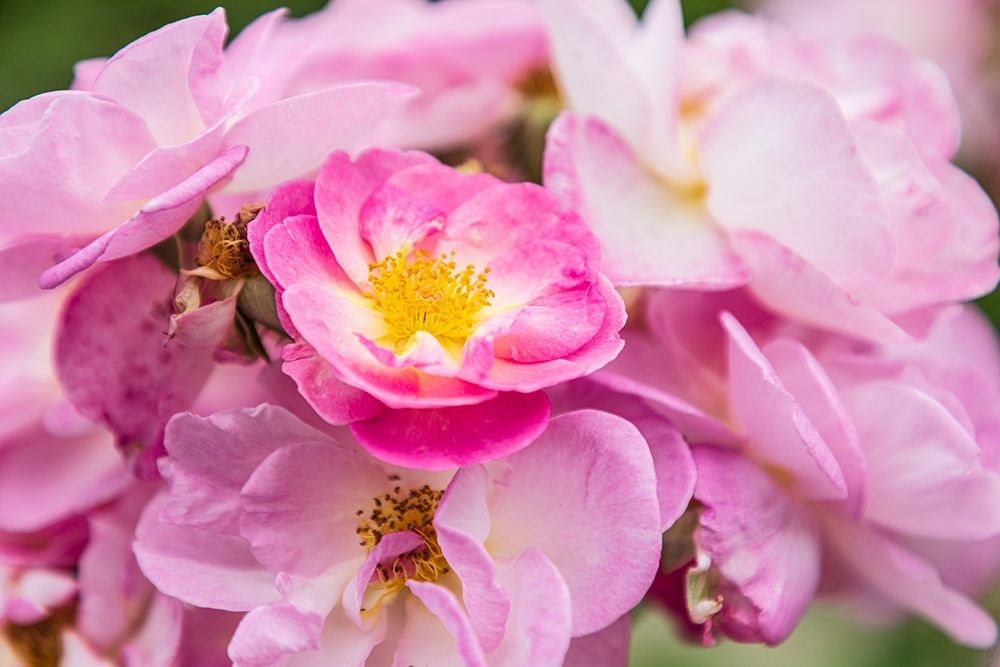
350,391,550,469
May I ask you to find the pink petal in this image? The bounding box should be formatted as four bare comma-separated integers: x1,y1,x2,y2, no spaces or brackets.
539,0,686,176
722,312,847,500
229,603,324,667
693,445,822,645
824,516,997,648
160,405,332,533
0,93,154,239
350,391,550,469
763,338,867,517
547,378,696,532
434,465,509,651
733,231,911,344
313,149,437,285
221,82,418,194
90,10,227,145
54,254,214,477
0,427,129,534
487,410,661,636
239,440,390,579
281,344,386,426
39,145,247,288
77,484,157,652
472,277,626,392
562,614,630,667
841,380,1000,540
489,549,573,667
406,581,488,667
544,113,748,288
358,182,445,261
0,237,65,302
701,75,893,289
247,179,316,290
134,493,279,612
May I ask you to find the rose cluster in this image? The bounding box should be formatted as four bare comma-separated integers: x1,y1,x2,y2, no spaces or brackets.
0,0,998,665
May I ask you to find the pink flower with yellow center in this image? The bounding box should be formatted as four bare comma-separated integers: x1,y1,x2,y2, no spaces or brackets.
249,148,625,468
134,405,662,665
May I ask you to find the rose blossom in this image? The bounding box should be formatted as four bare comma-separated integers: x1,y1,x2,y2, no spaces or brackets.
134,404,662,665
248,148,625,467
0,9,415,298
596,290,1000,647
540,0,998,343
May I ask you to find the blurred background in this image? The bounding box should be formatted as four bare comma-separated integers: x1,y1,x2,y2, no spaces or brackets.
0,0,997,665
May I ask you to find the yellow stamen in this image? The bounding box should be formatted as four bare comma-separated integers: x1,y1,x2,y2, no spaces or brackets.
364,250,493,353
355,483,449,603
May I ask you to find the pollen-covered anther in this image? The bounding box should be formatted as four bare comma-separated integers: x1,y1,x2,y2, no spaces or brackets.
364,250,493,352
195,203,263,280
355,484,449,595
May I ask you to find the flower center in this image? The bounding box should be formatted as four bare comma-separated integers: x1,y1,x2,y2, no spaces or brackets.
4,606,73,667
195,203,262,280
355,482,449,595
364,250,493,353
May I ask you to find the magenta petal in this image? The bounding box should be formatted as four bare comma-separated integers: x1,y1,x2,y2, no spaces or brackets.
350,391,550,469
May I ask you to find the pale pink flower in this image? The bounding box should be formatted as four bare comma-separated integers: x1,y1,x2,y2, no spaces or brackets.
218,0,547,153
134,405,661,665
758,0,1000,174
597,290,1000,647
249,148,625,468
0,9,415,298
540,0,998,343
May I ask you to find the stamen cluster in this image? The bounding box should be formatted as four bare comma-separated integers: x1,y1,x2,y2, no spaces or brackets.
355,480,449,593
364,250,493,352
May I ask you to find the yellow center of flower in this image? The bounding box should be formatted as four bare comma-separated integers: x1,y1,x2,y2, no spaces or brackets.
364,250,493,353
355,483,449,597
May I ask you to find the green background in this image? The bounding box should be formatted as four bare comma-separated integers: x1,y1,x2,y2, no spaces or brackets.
0,0,997,665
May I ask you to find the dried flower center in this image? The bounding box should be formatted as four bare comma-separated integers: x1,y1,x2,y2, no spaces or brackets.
355,483,448,595
195,203,263,280
4,606,74,667
364,250,493,353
